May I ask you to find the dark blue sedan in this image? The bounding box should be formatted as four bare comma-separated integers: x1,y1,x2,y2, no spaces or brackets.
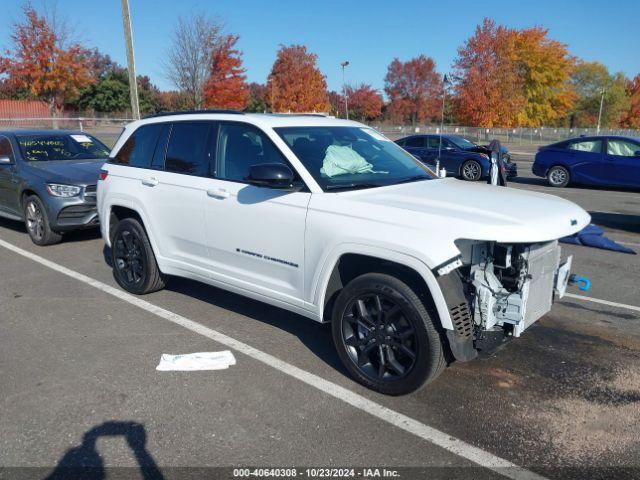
532,136,640,188
395,134,516,181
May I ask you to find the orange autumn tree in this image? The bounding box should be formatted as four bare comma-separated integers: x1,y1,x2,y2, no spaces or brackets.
384,55,442,124
345,84,383,121
267,45,330,113
454,18,576,127
453,18,522,127
512,27,575,126
621,74,640,129
203,34,249,110
0,6,93,122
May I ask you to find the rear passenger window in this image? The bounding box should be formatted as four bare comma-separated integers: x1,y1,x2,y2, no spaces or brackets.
151,124,171,169
405,137,424,148
568,140,602,153
165,122,211,176
113,124,163,167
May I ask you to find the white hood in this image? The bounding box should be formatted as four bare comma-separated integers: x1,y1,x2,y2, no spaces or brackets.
334,178,591,244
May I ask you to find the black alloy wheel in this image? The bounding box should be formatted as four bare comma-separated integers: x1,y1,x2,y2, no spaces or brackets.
332,273,446,395
111,217,165,295
341,293,417,382
114,229,146,287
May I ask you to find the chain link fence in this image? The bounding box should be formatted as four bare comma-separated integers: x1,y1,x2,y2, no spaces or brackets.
2,115,639,149
373,124,640,146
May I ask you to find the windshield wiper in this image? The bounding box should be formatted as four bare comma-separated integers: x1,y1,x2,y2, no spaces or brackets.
393,175,430,185
325,183,379,191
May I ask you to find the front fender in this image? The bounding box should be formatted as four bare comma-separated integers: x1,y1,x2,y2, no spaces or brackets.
311,243,455,330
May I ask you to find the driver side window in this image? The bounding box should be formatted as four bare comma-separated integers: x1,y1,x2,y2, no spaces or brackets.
216,123,287,182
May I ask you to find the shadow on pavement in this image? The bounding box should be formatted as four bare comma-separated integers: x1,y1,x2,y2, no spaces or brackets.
102,243,347,377
589,211,640,234
508,176,548,187
0,217,101,243
166,275,347,376
46,421,163,480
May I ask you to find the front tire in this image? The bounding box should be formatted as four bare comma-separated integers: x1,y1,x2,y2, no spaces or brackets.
460,160,482,181
547,165,570,188
331,273,446,395
24,195,62,246
111,218,165,295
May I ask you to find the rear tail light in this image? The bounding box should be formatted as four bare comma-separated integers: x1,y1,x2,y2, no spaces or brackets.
99,169,108,181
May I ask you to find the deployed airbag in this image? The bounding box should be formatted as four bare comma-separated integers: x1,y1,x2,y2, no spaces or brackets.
320,145,376,177
560,224,635,254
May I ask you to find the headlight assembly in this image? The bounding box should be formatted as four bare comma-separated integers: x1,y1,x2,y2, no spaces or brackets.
46,184,82,197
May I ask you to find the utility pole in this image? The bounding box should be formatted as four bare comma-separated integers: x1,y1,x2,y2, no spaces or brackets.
437,74,450,176
121,0,140,120
596,87,605,134
341,61,350,119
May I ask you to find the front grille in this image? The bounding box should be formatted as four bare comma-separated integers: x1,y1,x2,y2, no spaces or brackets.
58,204,98,220
450,302,473,338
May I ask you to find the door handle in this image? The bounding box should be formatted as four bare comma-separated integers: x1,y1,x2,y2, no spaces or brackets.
207,188,229,199
142,177,159,187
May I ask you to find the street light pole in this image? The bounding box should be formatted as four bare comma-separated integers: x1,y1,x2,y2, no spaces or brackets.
341,61,350,119
121,0,140,120
596,87,605,134
437,74,450,176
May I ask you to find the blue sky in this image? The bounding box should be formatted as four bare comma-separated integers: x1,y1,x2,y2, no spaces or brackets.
1,0,639,93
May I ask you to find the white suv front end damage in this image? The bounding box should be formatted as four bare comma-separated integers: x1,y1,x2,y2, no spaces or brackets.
444,239,573,357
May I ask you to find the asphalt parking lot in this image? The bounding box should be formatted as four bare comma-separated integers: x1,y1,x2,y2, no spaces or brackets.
1,152,639,480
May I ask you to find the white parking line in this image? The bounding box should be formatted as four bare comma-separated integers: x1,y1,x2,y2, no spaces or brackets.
564,293,640,313
0,237,547,480
618,241,640,248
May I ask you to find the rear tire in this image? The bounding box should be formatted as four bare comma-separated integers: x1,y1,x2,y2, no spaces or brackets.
460,160,482,181
24,195,62,246
111,217,165,294
331,273,446,395
547,165,570,188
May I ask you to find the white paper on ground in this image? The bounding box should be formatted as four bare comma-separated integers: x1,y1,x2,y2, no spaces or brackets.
156,350,236,371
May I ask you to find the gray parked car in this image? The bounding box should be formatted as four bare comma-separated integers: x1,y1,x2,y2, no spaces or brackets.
0,130,109,245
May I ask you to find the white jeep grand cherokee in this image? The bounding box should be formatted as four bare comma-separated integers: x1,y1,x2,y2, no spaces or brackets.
98,111,589,395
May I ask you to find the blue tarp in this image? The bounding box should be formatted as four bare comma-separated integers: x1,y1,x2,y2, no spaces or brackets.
560,224,636,254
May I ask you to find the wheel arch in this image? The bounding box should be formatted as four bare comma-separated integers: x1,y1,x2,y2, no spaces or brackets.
20,188,40,207
315,248,454,331
104,204,160,256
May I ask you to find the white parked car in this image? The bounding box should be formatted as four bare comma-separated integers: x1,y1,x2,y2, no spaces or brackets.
97,111,589,395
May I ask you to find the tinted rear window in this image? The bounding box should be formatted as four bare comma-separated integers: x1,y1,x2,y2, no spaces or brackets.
113,124,163,167
0,136,14,161
164,122,212,176
404,137,424,148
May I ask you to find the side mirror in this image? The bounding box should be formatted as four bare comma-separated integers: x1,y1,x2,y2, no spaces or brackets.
0,156,12,164
635,150,640,157
247,163,296,189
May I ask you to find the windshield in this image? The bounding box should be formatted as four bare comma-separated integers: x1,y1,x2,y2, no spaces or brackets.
275,126,434,190
17,134,110,162
448,136,477,150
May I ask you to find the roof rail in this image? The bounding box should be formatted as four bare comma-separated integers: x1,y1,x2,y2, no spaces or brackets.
266,113,328,117
143,109,244,119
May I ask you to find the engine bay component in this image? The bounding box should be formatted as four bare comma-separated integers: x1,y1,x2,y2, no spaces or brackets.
456,239,571,339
